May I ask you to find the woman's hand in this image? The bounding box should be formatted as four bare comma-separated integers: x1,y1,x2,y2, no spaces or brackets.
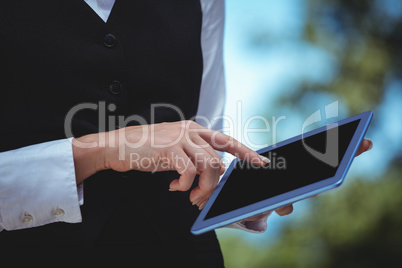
72,120,270,208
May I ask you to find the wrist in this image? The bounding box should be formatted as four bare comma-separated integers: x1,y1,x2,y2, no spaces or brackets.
72,133,106,184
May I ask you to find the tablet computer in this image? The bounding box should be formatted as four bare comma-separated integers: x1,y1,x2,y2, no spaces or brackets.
191,111,373,235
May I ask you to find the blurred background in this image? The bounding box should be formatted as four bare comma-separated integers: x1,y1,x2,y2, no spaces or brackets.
217,0,402,267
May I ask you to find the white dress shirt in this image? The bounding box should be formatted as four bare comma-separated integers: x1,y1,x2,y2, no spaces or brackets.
0,0,269,233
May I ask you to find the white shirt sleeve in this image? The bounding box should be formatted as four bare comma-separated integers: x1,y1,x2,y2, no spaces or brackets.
0,138,82,231
225,211,272,233
196,0,226,133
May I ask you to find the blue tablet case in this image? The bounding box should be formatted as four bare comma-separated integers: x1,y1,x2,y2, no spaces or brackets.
191,111,373,235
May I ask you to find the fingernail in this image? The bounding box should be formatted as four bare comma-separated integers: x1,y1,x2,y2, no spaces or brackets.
192,197,202,206
169,188,177,192
199,200,207,210
367,139,373,151
258,155,270,165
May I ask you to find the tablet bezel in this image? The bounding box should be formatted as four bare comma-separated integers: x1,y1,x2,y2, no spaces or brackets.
191,111,373,235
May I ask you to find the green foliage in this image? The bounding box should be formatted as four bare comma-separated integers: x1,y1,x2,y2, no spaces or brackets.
279,0,402,115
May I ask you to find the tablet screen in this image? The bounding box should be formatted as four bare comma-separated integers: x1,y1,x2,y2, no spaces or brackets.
205,119,360,219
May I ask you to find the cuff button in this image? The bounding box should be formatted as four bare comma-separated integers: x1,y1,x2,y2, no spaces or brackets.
21,214,34,224
53,208,65,217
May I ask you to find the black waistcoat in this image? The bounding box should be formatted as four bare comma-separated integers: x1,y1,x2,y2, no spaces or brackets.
0,0,203,147
0,0,223,264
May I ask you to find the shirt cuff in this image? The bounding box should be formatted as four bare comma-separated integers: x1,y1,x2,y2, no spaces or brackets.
0,138,82,231
224,211,273,234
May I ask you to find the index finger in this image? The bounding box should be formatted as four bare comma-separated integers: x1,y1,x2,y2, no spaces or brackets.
198,130,270,166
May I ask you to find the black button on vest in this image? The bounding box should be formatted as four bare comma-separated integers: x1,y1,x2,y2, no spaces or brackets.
104,33,116,48
109,80,122,94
